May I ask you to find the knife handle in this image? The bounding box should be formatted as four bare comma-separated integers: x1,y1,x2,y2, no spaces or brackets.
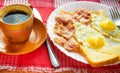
45,39,60,68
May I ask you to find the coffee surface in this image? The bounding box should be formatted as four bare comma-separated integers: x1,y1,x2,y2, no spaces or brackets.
3,10,29,24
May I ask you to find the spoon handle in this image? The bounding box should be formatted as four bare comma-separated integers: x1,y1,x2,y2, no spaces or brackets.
45,39,60,68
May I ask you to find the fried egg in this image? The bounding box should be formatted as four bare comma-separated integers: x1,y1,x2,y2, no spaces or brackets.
91,14,120,44
74,22,109,50
91,14,119,34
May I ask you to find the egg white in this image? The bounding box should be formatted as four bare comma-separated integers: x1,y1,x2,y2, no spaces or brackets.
91,14,119,34
74,22,109,50
91,14,120,44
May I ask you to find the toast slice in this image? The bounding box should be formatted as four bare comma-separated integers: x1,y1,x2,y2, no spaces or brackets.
99,44,120,61
79,45,119,67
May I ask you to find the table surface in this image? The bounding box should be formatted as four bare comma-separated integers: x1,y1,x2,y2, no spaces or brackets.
0,0,120,73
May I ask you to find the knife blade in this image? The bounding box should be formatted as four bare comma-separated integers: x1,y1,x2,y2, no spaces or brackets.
33,8,60,68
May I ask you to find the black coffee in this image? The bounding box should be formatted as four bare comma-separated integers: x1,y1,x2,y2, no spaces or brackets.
3,10,29,24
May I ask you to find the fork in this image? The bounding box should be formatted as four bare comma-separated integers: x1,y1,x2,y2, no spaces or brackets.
109,7,120,27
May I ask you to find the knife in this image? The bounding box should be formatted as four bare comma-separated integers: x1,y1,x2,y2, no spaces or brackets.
33,8,60,68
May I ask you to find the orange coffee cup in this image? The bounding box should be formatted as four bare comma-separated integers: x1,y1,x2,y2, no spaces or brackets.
0,4,34,44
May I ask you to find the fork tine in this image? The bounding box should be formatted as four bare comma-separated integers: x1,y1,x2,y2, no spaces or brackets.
109,7,120,26
109,7,115,20
110,7,120,20
114,7,120,18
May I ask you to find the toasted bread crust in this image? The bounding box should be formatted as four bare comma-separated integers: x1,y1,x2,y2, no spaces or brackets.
79,45,119,67
99,44,120,61
88,56,118,67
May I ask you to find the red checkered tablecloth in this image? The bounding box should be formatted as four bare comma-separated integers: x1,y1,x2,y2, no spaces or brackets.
0,0,120,73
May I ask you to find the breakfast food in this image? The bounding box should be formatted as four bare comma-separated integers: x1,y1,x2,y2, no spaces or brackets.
91,12,120,42
79,45,118,67
53,8,120,67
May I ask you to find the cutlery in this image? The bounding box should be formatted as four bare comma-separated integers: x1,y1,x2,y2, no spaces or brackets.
33,8,60,68
109,7,120,27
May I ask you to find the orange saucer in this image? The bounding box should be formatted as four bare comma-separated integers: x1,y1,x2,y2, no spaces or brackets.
0,18,47,55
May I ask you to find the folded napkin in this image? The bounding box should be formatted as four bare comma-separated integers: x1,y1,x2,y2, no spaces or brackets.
0,0,120,73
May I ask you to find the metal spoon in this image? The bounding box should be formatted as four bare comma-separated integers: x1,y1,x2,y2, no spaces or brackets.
45,39,60,68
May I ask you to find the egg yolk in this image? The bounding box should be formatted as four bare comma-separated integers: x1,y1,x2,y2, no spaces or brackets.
87,36,105,49
99,20,115,31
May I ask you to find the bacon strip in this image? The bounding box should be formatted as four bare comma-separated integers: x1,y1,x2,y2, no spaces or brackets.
54,36,79,53
73,8,91,24
54,23,74,39
54,8,92,53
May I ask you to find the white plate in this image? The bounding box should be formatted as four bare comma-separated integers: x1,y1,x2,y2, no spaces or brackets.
47,1,112,64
